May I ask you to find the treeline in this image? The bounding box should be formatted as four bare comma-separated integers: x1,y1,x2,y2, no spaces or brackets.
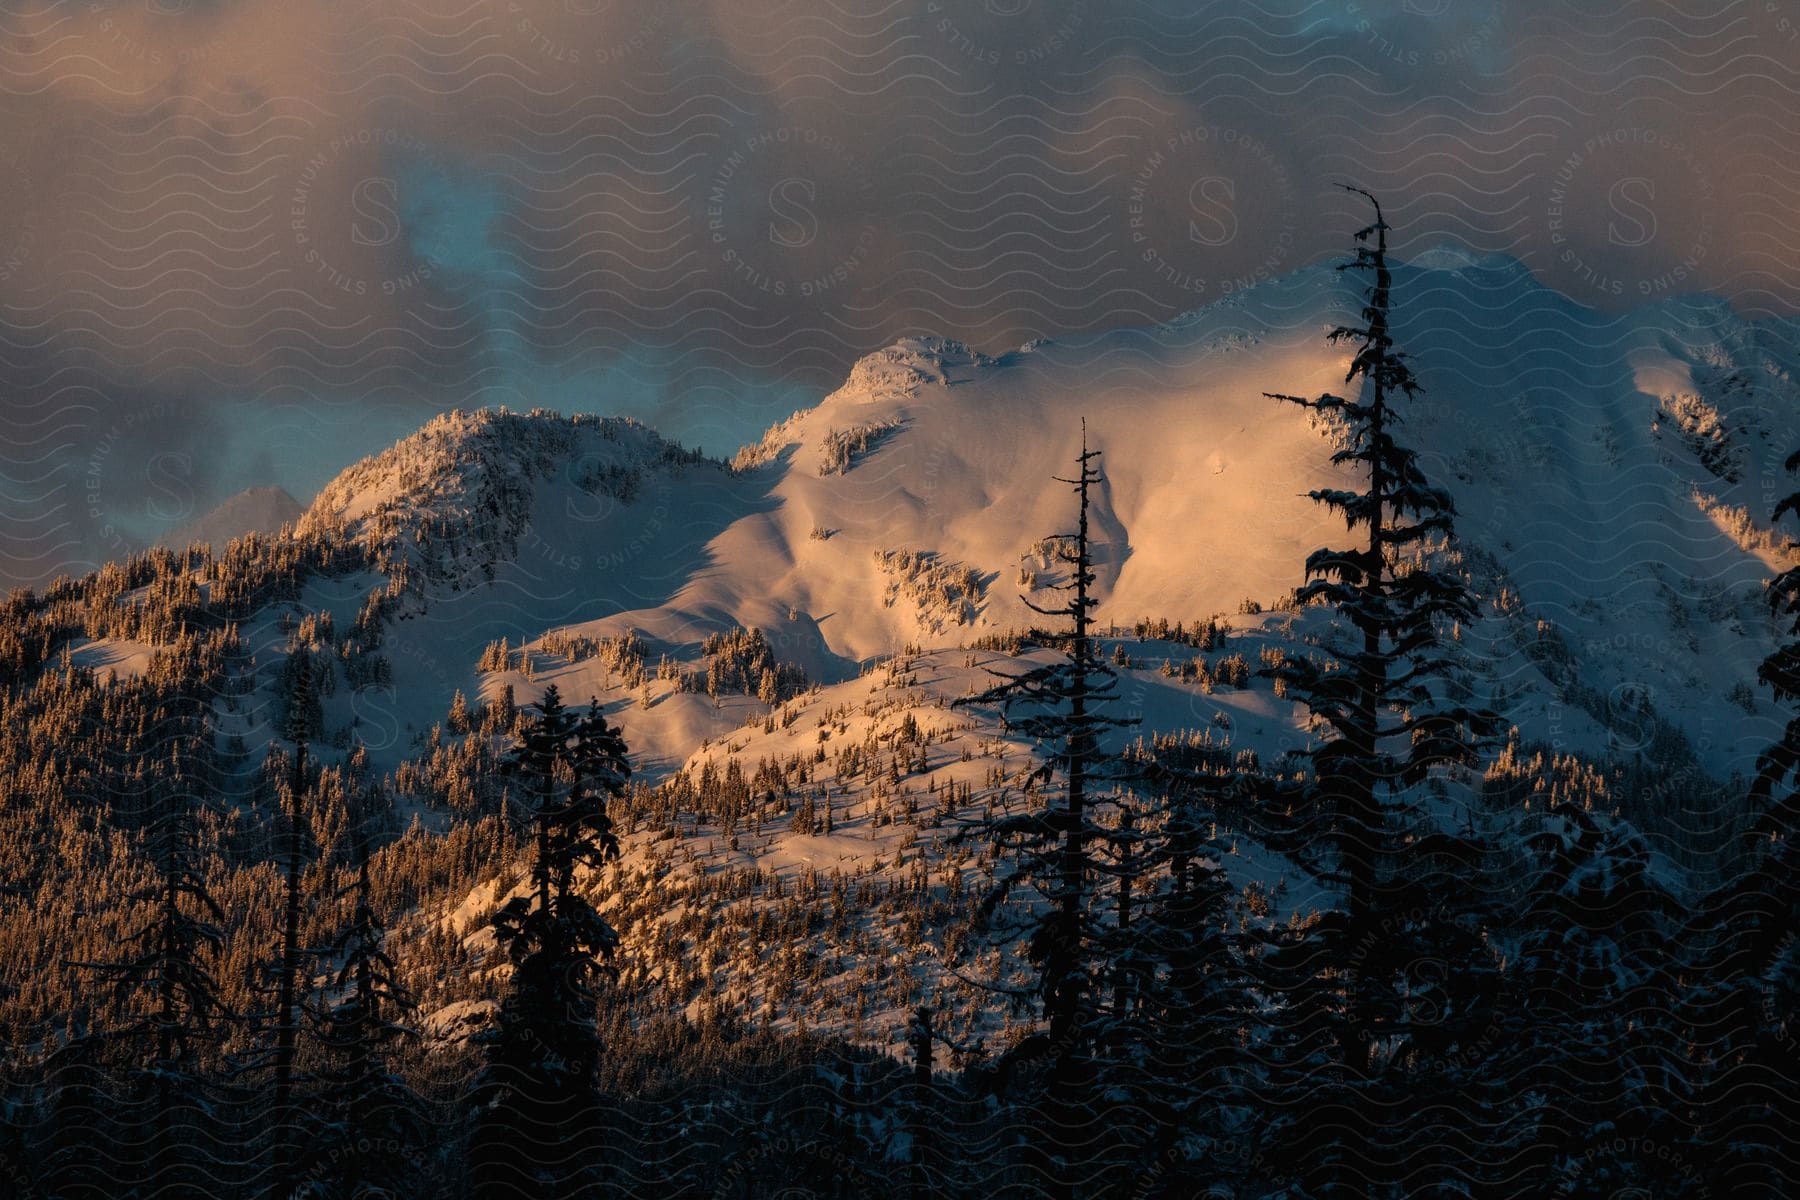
0,196,1791,1197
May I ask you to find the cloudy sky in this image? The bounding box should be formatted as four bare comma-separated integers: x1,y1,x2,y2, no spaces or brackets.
0,0,1794,587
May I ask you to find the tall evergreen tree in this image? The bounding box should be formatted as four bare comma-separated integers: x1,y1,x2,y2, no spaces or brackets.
952,426,1137,1196
37,1027,115,1199
472,685,630,1198
295,804,427,1199
904,1006,936,1200
1257,189,1506,1196
1111,775,1256,1198
75,768,229,1197
554,700,630,922
1508,796,1686,1196
266,647,318,1195
1678,446,1800,1196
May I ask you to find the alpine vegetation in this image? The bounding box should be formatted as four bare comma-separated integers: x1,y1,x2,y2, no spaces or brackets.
0,198,1793,1198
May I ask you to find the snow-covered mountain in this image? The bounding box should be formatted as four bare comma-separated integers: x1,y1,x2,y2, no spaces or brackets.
282,247,1796,788
166,485,306,549
73,247,1796,1051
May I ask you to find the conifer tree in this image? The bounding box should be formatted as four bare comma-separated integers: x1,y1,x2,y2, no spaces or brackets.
489,682,517,735
1680,447,1800,1195
1258,189,1506,1195
1262,186,1499,977
555,700,629,919
267,647,318,1194
76,770,229,1197
904,1005,935,1200
37,1027,114,1198
296,805,426,1199
951,426,1137,1197
449,688,472,734
1509,798,1684,1195
473,685,630,1198
1112,777,1255,1197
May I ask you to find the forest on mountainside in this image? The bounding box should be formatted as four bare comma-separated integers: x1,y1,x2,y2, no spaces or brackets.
0,201,1792,1199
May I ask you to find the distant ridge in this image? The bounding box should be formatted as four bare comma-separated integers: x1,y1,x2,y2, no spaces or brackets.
164,485,306,550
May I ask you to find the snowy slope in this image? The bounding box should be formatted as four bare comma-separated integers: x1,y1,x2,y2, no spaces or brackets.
85,248,1791,1052
282,249,1798,790
404,634,1343,1054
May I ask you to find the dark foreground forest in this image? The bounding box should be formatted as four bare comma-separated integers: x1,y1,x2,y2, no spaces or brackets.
0,203,1794,1199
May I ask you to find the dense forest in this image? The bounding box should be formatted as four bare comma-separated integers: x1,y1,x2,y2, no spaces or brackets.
0,198,1792,1198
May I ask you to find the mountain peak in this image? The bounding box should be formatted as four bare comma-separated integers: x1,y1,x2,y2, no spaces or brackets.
829,335,993,403
299,406,718,588
163,485,306,551
259,268,1800,787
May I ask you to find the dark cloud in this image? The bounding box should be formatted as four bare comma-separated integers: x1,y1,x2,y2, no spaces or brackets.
0,0,1795,586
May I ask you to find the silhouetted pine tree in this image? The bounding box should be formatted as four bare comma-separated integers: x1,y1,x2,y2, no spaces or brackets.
0,1035,31,1199
472,685,629,1198
952,426,1137,1197
1257,189,1507,1197
75,768,229,1197
37,1025,113,1199
904,1006,935,1200
265,648,318,1195
555,700,629,920
1678,447,1800,1197
1112,782,1256,1198
1508,798,1686,1196
295,806,427,1199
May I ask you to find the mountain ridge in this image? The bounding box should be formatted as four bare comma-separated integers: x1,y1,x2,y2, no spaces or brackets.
261,250,1798,792
165,485,307,551
15,246,1796,1059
